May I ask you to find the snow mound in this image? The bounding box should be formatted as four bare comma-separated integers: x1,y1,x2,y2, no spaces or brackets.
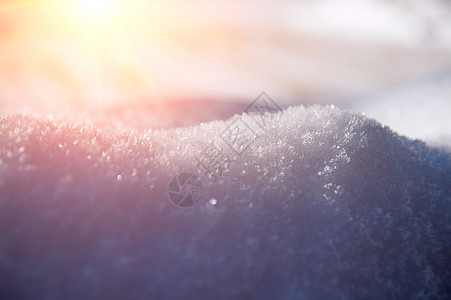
0,105,450,299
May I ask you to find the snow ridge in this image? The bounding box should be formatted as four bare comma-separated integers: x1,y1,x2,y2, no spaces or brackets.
0,105,450,299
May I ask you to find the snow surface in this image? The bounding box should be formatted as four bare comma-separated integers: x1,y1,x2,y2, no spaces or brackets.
350,71,451,149
0,105,450,299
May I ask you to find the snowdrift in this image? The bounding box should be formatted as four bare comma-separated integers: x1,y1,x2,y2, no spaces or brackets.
0,105,450,299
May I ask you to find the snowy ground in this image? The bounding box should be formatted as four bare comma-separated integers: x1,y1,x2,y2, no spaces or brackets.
1,0,451,299
1,105,450,299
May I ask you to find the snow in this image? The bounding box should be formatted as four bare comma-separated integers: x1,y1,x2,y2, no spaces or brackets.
0,105,450,299
349,71,451,150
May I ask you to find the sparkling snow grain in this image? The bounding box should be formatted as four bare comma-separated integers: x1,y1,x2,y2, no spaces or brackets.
0,105,450,299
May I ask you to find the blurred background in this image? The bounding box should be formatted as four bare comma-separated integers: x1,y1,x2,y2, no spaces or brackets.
1,0,450,144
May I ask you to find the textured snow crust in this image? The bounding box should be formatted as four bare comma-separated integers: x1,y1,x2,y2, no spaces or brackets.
0,105,450,299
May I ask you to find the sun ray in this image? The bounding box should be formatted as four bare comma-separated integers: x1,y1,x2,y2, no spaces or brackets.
0,0,52,13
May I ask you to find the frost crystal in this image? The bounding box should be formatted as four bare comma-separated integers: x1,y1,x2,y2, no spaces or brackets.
0,105,450,299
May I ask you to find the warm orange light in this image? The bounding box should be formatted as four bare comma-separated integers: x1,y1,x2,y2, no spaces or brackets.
70,0,117,24
78,0,110,18
0,0,222,108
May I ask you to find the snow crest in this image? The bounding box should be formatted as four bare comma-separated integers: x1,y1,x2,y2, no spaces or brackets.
0,105,450,299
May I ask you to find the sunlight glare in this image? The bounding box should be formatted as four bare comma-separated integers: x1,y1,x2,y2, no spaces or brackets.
72,0,116,23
